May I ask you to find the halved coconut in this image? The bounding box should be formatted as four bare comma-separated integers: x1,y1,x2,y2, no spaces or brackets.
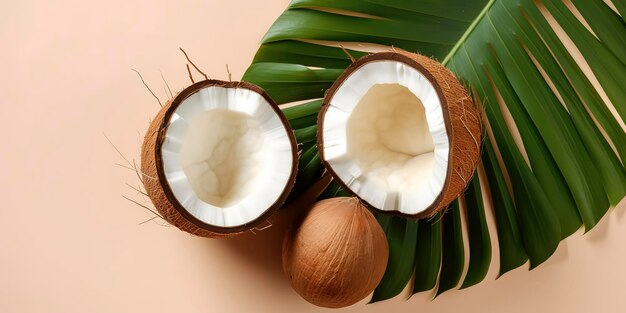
141,80,298,237
318,52,481,219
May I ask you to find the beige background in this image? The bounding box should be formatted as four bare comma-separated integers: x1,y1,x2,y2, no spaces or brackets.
1,0,625,312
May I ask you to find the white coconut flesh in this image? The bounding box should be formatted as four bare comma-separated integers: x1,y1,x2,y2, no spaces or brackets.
160,86,294,227
321,61,449,215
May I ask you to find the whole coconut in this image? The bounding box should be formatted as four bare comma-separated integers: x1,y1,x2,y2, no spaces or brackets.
283,197,389,308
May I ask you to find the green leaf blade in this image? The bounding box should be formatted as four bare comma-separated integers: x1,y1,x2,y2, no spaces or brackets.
461,176,492,289
436,201,465,297
570,0,626,66
371,217,418,303
482,140,528,277
412,217,442,294
246,0,626,298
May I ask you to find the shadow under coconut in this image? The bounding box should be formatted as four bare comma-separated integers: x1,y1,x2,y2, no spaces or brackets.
214,207,301,280
211,174,333,288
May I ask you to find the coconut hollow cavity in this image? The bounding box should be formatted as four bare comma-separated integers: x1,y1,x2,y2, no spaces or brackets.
141,80,298,237
318,52,481,219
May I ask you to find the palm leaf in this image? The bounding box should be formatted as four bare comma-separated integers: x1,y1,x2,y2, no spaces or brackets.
461,176,491,289
616,1,626,24
435,201,465,297
371,216,419,302
244,0,626,300
411,216,442,295
482,139,528,277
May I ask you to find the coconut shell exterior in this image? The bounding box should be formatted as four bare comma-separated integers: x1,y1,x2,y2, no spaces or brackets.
318,51,482,219
141,80,298,238
283,197,389,308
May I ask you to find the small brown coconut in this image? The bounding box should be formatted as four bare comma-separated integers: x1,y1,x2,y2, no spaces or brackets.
141,80,298,238
317,51,481,219
283,197,389,308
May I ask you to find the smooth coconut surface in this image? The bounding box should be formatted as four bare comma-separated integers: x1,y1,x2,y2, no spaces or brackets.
142,80,297,237
283,197,388,308
318,52,481,218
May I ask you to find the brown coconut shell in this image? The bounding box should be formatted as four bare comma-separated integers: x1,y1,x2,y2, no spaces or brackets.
141,80,298,238
283,197,389,308
317,51,482,219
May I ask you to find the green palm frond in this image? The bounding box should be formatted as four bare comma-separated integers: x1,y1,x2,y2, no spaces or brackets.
243,0,626,301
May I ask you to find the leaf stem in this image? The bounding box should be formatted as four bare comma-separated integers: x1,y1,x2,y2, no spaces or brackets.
442,0,497,66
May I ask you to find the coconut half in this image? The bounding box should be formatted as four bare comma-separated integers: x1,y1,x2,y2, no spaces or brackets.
318,52,481,219
141,80,298,237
